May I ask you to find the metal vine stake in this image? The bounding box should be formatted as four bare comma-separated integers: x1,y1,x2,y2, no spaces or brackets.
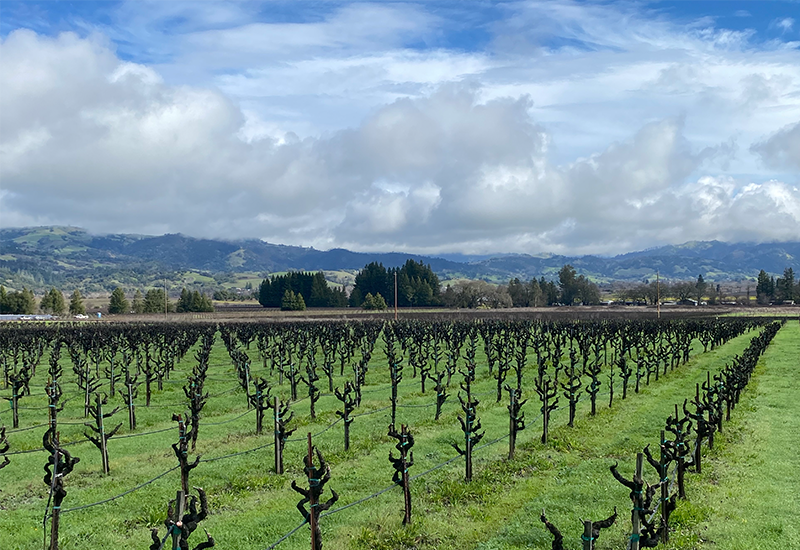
149,414,214,550
643,431,677,545
540,508,617,550
610,453,664,549
388,424,414,524
291,434,339,550
149,489,215,550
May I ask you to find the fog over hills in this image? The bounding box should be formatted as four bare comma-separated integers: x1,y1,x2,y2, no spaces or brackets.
1,227,798,292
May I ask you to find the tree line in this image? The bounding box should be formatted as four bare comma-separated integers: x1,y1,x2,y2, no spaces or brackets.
618,268,798,306
258,271,348,310
257,260,442,311
108,287,214,314
0,285,213,315
756,267,796,304
618,275,708,305
443,264,601,309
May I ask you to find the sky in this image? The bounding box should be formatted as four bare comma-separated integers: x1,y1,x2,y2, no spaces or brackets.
1,0,799,256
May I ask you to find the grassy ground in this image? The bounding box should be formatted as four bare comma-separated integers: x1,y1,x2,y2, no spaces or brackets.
0,323,790,550
674,319,800,550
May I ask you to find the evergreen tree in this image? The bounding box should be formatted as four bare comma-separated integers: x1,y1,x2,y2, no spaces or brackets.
780,267,794,302
280,289,306,311
558,264,579,305
352,262,390,306
48,288,66,315
332,286,349,307
259,271,339,308
174,288,214,312
176,288,192,312
756,270,775,304
309,272,332,307
143,289,171,313
575,276,601,305
3,287,37,314
528,278,543,307
348,286,363,308
69,290,86,315
391,259,441,307
40,289,56,313
540,277,559,305
108,287,129,314
132,290,144,314
362,292,388,310
695,274,707,303
507,278,529,307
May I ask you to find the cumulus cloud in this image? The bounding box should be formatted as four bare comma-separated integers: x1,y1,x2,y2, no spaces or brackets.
751,122,800,171
1,18,800,256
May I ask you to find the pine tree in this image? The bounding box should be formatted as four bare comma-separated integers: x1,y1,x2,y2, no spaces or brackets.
177,288,192,312
309,272,331,307
49,289,66,315
280,289,293,310
39,289,54,313
143,289,170,313
132,290,144,314
69,290,86,315
108,287,129,314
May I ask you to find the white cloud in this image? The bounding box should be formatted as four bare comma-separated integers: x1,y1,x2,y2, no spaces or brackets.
2,1,800,256
773,17,795,33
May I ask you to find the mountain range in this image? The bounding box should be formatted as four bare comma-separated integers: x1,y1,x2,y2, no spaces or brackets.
1,226,798,292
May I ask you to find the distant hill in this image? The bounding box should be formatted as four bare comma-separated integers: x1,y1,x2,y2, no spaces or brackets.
1,226,798,293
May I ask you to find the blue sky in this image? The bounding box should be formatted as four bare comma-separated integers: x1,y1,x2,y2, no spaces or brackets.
1,1,799,254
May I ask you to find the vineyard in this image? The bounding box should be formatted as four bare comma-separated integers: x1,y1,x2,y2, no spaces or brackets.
0,315,794,550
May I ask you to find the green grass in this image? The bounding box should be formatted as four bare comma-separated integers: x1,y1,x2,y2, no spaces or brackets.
0,324,792,550
672,320,800,550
